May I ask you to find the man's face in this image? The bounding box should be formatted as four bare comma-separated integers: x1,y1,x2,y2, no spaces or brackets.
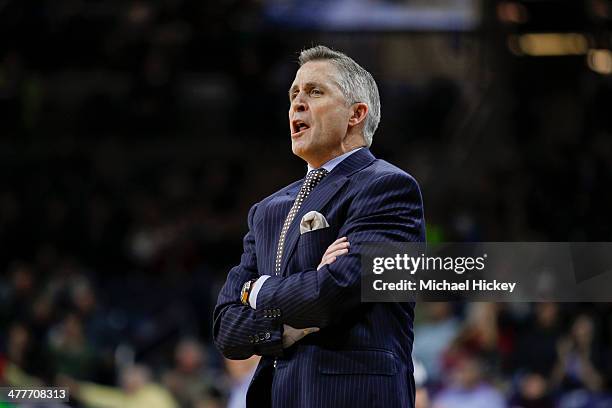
288,61,351,166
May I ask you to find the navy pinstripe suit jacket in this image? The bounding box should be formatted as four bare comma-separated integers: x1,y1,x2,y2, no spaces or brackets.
213,148,425,408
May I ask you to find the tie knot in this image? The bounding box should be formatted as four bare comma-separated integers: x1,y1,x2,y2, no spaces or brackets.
308,168,328,179
302,168,328,192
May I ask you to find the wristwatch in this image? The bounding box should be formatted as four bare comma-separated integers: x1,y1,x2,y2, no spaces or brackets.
240,279,258,306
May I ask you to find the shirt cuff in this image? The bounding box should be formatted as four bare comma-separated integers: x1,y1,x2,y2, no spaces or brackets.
249,275,271,309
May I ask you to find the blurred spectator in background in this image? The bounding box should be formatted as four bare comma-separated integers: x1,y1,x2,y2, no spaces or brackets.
413,302,460,384
432,354,505,408
414,358,430,408
225,356,259,408
513,302,562,377
509,372,555,408
47,313,97,381
443,303,501,378
552,314,604,392
65,364,178,408
2,262,36,324
5,323,29,367
162,337,217,407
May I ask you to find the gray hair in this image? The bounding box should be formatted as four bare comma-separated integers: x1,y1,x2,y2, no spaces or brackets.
298,45,380,147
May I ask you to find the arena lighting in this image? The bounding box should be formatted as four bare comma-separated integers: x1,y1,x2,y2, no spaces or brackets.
508,33,589,56
587,49,612,75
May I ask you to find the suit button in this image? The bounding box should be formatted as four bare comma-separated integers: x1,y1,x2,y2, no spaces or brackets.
248,335,254,343
264,310,268,318
265,332,271,340
259,332,266,341
277,309,282,316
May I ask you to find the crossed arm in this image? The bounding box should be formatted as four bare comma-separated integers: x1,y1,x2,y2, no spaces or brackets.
212,204,285,359
211,207,346,359
213,172,424,359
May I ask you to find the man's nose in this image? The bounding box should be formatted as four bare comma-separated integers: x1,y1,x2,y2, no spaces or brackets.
291,95,308,112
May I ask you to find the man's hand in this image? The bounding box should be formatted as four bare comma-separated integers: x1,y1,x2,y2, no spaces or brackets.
282,324,319,348
317,237,350,270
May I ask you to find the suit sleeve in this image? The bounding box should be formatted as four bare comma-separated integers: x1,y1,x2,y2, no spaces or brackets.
255,172,425,329
212,204,284,359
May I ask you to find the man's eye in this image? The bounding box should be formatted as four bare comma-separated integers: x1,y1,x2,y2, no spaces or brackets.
310,89,322,96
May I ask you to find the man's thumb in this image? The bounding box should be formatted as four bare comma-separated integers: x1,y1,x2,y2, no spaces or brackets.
303,327,320,335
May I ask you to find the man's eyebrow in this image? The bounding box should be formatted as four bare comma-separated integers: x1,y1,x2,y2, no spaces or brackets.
288,82,325,99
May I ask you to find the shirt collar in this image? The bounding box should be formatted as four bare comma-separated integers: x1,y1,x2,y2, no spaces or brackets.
307,147,365,174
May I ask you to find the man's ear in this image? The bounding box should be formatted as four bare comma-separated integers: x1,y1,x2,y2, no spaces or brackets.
348,103,368,128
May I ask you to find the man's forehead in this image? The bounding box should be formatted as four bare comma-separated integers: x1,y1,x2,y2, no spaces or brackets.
290,61,339,88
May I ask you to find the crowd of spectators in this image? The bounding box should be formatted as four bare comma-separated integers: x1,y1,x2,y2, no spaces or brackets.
3,260,612,407
413,302,612,408
1,0,611,407
0,253,268,407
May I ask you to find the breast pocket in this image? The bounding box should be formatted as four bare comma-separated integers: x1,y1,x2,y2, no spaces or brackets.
296,226,338,271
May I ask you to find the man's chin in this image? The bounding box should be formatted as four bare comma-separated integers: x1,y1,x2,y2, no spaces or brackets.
291,141,310,160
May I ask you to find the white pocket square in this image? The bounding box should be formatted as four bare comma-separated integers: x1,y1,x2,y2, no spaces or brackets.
300,211,329,234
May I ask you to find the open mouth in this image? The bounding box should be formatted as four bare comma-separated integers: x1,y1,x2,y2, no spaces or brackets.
291,119,310,136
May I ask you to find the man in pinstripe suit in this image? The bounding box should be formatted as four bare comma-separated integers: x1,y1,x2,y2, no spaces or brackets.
213,45,425,407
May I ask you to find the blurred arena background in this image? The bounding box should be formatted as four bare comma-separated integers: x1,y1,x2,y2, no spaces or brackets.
1,0,611,407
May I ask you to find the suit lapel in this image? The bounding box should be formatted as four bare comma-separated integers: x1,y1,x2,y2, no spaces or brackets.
279,148,376,276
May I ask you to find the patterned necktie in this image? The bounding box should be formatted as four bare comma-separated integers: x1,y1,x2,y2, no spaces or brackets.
275,168,329,275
